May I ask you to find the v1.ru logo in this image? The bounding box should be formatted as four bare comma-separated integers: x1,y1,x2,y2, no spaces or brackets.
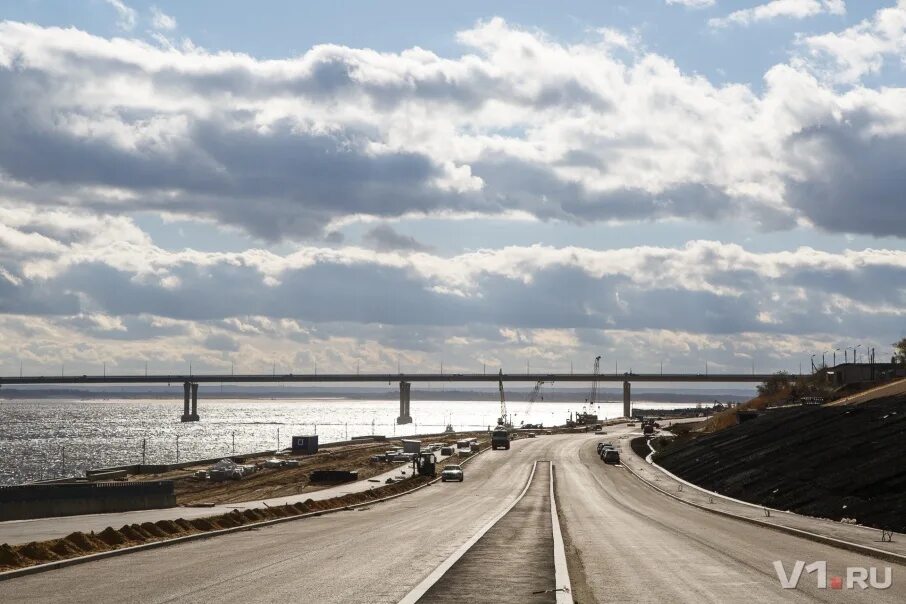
774,561,892,590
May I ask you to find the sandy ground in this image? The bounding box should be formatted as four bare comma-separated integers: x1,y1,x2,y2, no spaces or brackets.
137,433,490,505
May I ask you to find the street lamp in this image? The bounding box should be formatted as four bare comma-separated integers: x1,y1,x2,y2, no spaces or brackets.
810,354,817,374
855,344,863,364
833,348,840,367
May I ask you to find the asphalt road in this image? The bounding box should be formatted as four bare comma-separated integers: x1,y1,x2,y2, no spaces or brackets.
419,461,555,603
1,427,903,603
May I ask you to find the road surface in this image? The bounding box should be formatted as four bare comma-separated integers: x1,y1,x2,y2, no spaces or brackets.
1,426,902,603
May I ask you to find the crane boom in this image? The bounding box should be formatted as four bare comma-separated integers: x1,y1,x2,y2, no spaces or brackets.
498,369,507,427
525,379,544,417
589,355,601,405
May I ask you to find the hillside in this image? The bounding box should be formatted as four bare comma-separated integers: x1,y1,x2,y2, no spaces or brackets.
654,396,906,532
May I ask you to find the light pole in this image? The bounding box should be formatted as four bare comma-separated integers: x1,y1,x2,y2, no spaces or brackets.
810,354,816,373
855,344,863,363
833,348,839,367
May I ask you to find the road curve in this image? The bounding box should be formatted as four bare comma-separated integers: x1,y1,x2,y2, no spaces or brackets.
1,427,903,603
554,430,905,603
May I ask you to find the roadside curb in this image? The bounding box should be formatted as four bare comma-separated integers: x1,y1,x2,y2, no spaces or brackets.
0,447,490,583
621,460,906,565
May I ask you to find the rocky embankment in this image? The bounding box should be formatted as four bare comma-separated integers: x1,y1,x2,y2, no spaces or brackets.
653,397,906,532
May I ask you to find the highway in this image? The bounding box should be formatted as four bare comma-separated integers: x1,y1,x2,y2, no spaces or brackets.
1,426,902,603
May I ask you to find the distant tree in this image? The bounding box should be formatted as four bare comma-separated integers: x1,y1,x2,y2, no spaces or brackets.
894,338,906,364
756,371,791,397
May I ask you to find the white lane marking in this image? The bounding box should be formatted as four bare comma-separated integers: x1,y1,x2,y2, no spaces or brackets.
549,463,573,604
397,460,540,604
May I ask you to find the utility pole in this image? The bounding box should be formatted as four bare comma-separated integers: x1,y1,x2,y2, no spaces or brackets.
142,438,147,465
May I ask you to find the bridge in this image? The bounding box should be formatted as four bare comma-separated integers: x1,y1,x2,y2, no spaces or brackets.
0,371,777,423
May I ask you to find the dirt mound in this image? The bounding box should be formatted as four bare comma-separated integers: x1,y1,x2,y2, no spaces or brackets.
655,397,906,532
17,541,62,563
49,539,81,558
174,518,195,531
120,525,149,542
62,531,105,552
155,520,183,535
97,527,127,547
139,522,168,538
0,543,27,569
190,518,214,531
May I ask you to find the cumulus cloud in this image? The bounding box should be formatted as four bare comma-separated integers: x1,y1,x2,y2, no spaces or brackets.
0,16,902,240
709,0,845,28
798,0,906,83
0,214,902,374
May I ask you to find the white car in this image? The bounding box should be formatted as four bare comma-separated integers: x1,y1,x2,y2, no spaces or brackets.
440,464,464,482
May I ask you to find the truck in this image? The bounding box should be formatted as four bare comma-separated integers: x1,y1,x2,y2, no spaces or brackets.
491,427,510,450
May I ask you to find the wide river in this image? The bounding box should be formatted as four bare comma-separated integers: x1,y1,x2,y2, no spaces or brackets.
0,397,698,485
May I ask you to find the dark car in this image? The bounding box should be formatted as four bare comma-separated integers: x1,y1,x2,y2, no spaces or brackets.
602,449,620,464
441,464,464,482
596,442,614,454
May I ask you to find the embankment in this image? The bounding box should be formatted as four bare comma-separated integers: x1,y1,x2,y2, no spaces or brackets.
653,396,906,532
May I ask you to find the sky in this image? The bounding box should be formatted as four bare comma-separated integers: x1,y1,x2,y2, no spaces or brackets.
0,0,904,378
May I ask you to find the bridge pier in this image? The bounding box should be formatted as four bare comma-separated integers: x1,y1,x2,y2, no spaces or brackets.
623,381,631,419
181,381,200,422
397,381,412,425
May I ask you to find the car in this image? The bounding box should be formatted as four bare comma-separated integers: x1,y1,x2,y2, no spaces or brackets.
441,464,464,482
602,449,620,464
528,432,536,438
596,442,614,454
594,429,605,435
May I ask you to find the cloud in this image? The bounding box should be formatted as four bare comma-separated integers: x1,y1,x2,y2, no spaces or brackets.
362,225,432,252
1,202,904,341
103,0,137,31
798,0,906,83
1,229,903,374
0,14,903,243
709,0,845,28
150,6,177,31
667,0,716,8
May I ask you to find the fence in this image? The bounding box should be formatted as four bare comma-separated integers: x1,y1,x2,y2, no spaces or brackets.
0,480,175,521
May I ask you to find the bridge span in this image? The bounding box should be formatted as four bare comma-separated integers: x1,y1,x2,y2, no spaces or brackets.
0,371,776,423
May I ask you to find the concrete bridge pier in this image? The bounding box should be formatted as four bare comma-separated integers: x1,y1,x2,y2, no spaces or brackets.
181,381,200,422
397,381,412,425
623,381,631,419
190,382,200,421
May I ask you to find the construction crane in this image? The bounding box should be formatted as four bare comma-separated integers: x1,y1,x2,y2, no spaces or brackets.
523,379,545,424
498,369,508,427
588,355,601,407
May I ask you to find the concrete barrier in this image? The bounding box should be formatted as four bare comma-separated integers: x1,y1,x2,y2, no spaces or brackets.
0,481,175,521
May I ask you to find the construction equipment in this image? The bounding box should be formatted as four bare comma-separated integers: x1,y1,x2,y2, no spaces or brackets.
526,379,544,410
415,451,437,477
588,355,601,406
498,369,509,427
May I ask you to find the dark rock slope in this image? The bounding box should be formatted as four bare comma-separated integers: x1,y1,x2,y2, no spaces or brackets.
654,397,906,532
